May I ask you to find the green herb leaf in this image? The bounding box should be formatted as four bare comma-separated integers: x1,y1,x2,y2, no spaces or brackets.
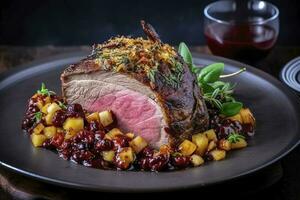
227,133,245,143
178,42,193,68
201,83,215,94
34,111,42,123
58,101,67,109
37,83,55,96
198,63,224,84
220,102,243,117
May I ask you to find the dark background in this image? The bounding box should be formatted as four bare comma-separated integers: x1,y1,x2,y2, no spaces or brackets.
0,0,300,46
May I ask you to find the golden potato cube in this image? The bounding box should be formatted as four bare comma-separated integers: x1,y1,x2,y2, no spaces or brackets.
102,150,115,162
118,147,135,168
129,136,148,153
204,129,217,141
64,130,78,140
179,140,197,156
105,128,123,140
47,102,61,115
44,96,51,104
99,110,114,127
86,112,100,123
31,134,47,147
159,144,172,154
63,117,84,132
207,140,217,152
227,114,243,124
192,133,209,156
218,139,231,151
125,133,135,139
43,126,57,139
57,128,64,134
41,103,51,114
231,138,248,149
32,123,45,135
240,108,255,125
190,154,204,167
45,103,61,125
36,100,44,110
210,149,226,161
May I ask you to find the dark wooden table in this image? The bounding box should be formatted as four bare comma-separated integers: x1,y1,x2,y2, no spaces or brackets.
0,45,299,200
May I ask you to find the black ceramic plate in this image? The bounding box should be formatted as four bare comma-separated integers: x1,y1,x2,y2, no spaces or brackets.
0,52,300,192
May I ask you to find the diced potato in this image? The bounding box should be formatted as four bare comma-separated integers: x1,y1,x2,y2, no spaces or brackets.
105,128,123,140
45,103,61,125
99,110,114,127
218,139,231,151
64,130,78,140
231,138,248,149
36,100,44,110
63,117,84,133
86,112,100,123
207,140,217,152
118,147,135,168
57,128,64,134
192,133,209,156
102,150,115,162
43,126,57,139
159,144,172,154
125,133,135,139
129,136,148,153
179,140,197,156
210,149,226,161
204,129,217,141
41,103,51,114
44,96,51,104
240,108,255,125
47,102,61,115
31,134,47,147
190,154,204,167
32,123,45,135
227,114,243,124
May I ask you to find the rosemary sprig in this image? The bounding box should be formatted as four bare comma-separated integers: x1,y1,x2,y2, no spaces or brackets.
34,111,42,123
37,83,55,96
58,101,67,110
227,133,245,143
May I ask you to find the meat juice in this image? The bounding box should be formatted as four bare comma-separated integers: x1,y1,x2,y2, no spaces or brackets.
205,23,277,61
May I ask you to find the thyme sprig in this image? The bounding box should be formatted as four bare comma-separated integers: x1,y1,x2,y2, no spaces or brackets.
37,83,55,96
34,111,42,123
227,133,245,143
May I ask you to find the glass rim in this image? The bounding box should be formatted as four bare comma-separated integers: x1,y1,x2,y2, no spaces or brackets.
204,0,279,25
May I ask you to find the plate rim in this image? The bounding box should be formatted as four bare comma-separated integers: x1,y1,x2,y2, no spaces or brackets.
1,51,300,192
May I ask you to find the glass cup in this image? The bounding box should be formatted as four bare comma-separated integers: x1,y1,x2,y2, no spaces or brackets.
204,0,279,63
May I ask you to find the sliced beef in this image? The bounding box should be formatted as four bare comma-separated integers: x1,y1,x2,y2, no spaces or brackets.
61,21,209,148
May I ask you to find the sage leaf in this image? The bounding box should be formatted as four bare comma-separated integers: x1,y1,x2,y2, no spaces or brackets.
221,102,243,117
178,42,193,68
198,63,224,84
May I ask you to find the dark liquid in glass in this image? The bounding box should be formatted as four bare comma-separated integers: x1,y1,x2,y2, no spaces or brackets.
205,23,277,62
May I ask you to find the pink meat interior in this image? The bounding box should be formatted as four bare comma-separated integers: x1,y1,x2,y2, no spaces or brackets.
87,89,164,146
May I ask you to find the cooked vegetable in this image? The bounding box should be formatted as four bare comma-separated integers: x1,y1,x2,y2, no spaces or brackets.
41,103,51,114
192,133,209,156
105,128,123,139
102,150,115,162
204,129,217,141
210,149,226,161
207,140,217,152
227,113,243,123
86,112,100,123
32,123,44,135
218,139,231,151
43,126,57,139
99,110,114,127
129,136,148,153
31,134,47,147
240,108,255,125
190,154,204,166
179,139,197,156
45,103,61,125
117,147,135,169
63,117,84,133
231,138,248,149
64,130,77,140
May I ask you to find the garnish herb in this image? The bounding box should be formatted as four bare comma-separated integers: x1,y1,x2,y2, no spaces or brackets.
178,42,245,116
58,101,67,110
37,83,55,96
34,111,42,123
227,133,245,143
